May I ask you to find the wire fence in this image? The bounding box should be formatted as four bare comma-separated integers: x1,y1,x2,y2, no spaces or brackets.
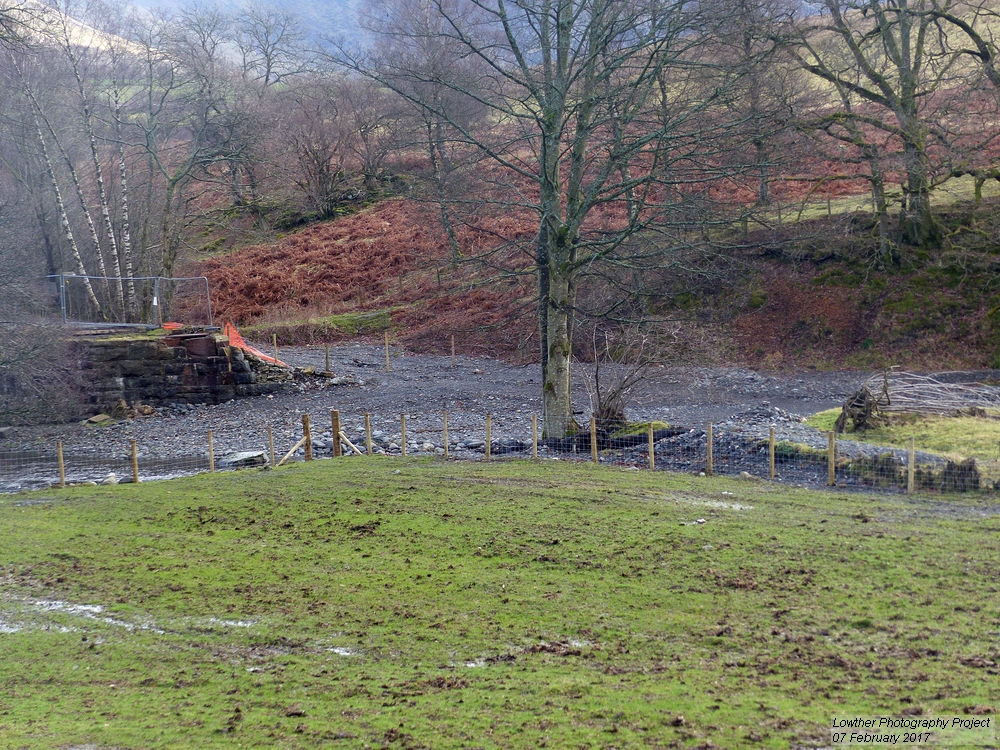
1,411,997,495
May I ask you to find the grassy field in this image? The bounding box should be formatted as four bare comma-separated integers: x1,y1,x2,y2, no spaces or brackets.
808,409,1000,463
0,459,997,749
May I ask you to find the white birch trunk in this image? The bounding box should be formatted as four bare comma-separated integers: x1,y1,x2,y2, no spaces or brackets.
118,144,137,319
60,17,124,311
34,117,103,318
110,82,136,319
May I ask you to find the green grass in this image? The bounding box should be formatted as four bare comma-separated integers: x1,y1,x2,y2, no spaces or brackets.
244,309,392,338
0,460,997,748
242,309,394,346
809,408,1000,462
755,174,1000,226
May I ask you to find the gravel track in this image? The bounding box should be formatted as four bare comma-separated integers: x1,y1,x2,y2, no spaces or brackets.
4,343,999,498
5,342,857,459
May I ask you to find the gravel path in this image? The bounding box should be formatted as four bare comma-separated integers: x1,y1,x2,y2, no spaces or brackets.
2,342,997,494
5,342,857,458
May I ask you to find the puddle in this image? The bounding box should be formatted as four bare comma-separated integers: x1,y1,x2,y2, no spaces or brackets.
28,599,165,633
204,617,256,628
326,647,354,656
699,500,753,510
0,617,22,633
33,600,104,616
649,493,753,511
1,451,216,494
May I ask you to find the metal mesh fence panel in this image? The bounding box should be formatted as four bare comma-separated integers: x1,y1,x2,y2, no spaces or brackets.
47,275,212,327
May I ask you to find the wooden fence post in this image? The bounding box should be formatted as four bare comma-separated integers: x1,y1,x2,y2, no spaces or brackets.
303,414,312,461
325,344,331,373
590,417,599,464
331,410,342,457
272,333,278,363
769,426,776,479
828,431,836,486
400,414,406,456
443,411,449,459
365,413,373,455
485,413,492,461
131,439,140,484
532,415,538,459
278,437,308,467
385,331,391,372
208,430,215,472
339,433,365,456
908,436,915,493
706,424,713,476
451,334,456,366
57,440,65,488
268,426,275,466
648,423,655,471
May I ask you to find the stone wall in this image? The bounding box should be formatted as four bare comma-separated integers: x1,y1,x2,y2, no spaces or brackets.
77,332,288,410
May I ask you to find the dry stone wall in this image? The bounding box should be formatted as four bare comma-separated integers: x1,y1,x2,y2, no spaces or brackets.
77,332,289,410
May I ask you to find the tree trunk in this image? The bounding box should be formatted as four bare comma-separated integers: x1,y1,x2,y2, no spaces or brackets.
536,222,550,399
898,122,938,247
34,117,103,319
543,269,574,438
426,118,461,267
755,139,771,205
118,144,137,320
873,181,892,267
862,141,894,267
65,32,124,312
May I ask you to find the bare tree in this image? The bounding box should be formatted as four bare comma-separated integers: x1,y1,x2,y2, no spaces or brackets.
0,0,35,50
235,2,310,93
332,0,758,436
0,166,84,424
581,324,657,433
782,0,1000,249
340,76,411,195
5,47,106,317
281,74,354,218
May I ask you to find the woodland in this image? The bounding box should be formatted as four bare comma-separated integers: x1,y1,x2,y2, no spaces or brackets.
3,0,1000,434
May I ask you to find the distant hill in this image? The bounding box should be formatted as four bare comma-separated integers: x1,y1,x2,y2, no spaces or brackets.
275,0,366,46
128,0,368,47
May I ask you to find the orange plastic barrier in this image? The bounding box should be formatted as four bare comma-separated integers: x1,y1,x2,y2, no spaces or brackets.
223,321,288,367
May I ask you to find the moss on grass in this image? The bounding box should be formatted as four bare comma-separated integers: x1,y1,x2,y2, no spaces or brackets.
244,309,393,344
610,420,670,437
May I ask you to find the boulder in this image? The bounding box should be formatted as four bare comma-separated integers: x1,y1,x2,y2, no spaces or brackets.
217,451,268,469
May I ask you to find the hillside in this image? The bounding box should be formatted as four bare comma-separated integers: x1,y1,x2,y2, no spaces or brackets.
193,192,1000,372
196,198,540,358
